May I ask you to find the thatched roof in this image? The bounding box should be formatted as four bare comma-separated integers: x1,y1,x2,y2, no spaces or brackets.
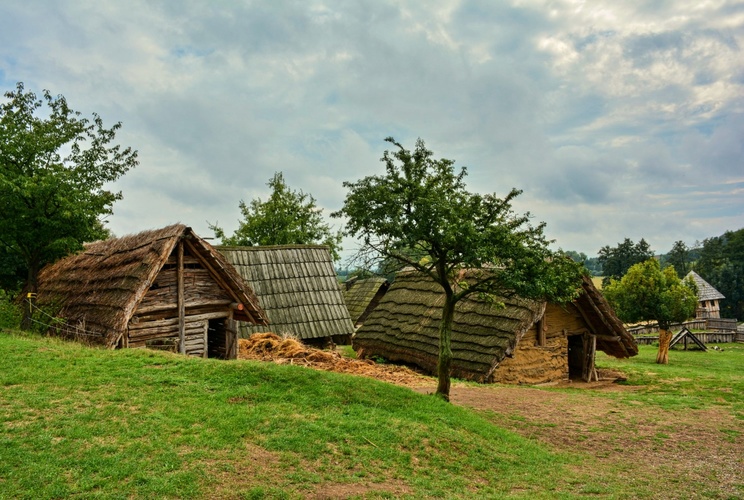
36,224,267,347
218,245,355,341
353,271,636,382
685,271,725,301
343,277,390,326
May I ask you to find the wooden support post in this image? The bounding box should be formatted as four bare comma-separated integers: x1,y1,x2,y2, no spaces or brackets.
227,316,238,360
202,320,208,358
536,318,546,347
178,240,185,355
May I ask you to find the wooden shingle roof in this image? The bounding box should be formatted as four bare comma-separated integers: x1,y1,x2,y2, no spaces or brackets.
343,277,390,326
218,245,355,341
685,271,725,301
36,224,267,347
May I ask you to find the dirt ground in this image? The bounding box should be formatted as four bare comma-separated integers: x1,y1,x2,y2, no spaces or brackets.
239,335,743,498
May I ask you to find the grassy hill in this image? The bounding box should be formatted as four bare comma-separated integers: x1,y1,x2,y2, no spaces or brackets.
1,330,742,498
0,330,581,499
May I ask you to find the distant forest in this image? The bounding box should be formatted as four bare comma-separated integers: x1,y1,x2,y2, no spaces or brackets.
566,228,743,320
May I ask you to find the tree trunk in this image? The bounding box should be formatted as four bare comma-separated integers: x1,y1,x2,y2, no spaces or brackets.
435,295,456,402
20,265,39,331
657,328,672,364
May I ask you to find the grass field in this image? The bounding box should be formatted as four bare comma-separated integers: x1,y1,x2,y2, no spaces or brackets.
1,330,742,498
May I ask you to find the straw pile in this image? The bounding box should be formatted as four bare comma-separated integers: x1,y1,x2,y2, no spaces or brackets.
238,333,433,387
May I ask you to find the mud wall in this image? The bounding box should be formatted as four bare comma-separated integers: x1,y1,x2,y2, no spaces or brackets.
490,303,588,384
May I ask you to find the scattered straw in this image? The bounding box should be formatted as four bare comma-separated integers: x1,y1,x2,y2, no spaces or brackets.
238,333,433,388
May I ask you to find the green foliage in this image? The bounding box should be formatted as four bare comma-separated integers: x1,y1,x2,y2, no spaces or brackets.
0,289,21,329
211,172,342,261
663,240,692,278
603,259,698,329
694,228,744,319
334,137,584,398
597,237,654,285
0,82,137,293
335,137,583,304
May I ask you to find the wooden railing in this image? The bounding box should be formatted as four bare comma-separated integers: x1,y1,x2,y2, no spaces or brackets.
628,318,738,336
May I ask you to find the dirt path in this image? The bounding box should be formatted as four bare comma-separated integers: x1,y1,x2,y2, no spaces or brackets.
415,380,744,498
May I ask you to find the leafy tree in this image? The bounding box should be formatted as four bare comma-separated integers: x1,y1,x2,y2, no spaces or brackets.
563,250,588,265
598,237,654,285
664,240,691,278
0,83,138,327
583,256,603,277
211,172,343,261
604,259,697,364
333,137,584,400
694,228,744,319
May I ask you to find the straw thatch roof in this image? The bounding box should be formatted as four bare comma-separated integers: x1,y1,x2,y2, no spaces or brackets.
343,277,390,326
353,271,636,382
218,245,355,342
685,271,725,301
36,224,267,347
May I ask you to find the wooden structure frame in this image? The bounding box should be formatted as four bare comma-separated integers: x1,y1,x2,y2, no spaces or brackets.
685,271,725,320
36,224,267,359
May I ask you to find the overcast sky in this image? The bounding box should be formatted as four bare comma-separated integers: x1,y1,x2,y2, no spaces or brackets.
2,1,742,263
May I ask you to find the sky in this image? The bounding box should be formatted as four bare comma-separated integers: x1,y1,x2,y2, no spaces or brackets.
1,1,743,264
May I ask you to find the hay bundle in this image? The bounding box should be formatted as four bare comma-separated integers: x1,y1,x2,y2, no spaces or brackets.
237,332,434,388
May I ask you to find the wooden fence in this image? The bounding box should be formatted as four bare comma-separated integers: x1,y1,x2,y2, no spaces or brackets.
634,332,737,346
628,318,738,336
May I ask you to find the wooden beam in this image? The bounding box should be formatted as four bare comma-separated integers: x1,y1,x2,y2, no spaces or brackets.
183,239,258,324
536,318,546,346
178,239,185,355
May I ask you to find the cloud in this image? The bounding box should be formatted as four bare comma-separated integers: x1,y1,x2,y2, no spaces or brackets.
1,0,742,260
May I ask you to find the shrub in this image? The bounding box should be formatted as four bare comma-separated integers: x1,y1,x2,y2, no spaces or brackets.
0,289,21,329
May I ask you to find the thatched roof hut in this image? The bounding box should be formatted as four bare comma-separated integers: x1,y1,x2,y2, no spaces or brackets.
353,271,637,384
685,271,725,319
342,277,390,327
36,224,267,358
218,245,355,345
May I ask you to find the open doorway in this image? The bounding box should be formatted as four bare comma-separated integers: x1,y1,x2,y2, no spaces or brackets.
207,318,228,359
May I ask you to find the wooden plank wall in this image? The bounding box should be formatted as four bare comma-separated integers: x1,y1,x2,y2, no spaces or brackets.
129,316,206,355
136,264,234,315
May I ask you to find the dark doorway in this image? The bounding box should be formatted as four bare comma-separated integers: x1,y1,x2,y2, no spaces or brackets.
207,318,228,359
567,334,584,379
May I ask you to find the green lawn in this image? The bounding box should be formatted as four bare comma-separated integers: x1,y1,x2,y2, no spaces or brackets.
1,330,579,499
597,342,744,419
1,330,742,499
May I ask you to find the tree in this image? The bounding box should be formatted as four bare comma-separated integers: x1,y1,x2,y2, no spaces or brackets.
603,259,697,364
211,172,342,261
333,137,584,400
0,83,138,327
694,228,744,319
597,238,654,285
664,240,691,278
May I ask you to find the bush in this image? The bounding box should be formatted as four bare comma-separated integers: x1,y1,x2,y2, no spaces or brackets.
0,289,21,329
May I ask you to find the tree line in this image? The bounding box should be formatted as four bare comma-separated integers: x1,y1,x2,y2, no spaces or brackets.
573,233,742,320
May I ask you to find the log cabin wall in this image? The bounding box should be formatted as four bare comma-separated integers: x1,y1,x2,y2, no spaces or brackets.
490,302,589,384
127,253,237,358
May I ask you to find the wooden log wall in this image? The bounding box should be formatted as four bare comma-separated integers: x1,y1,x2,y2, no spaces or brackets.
136,263,233,316
128,312,230,357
